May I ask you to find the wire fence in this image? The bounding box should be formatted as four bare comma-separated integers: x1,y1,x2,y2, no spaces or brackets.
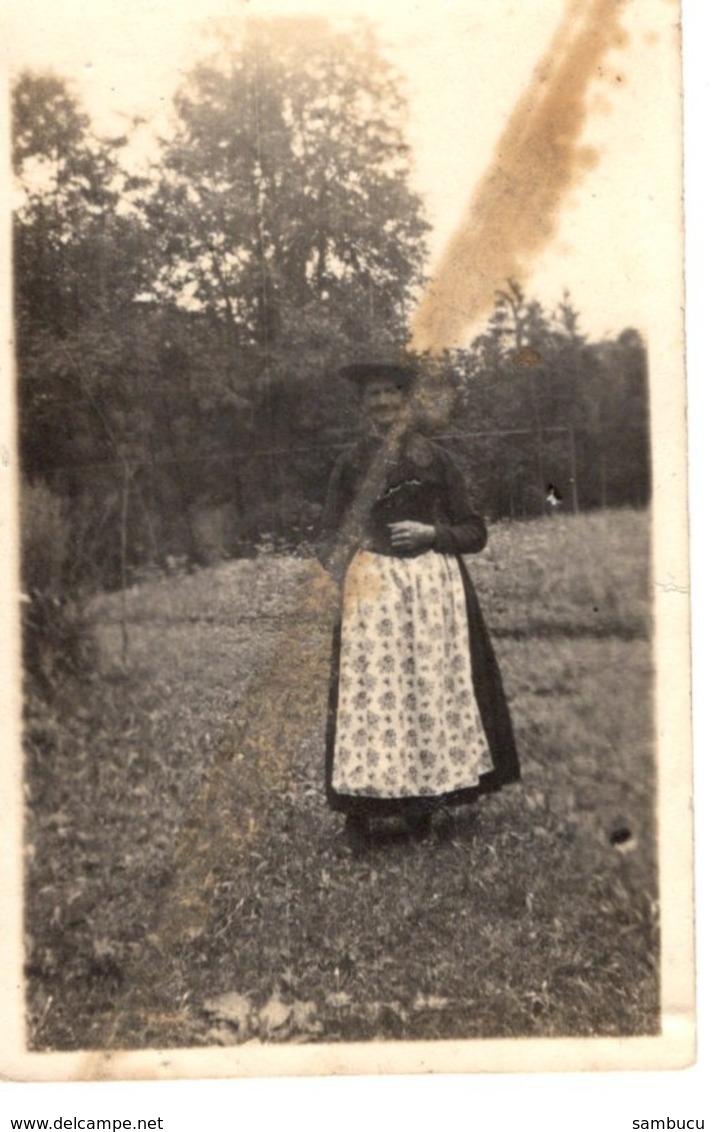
21,420,650,594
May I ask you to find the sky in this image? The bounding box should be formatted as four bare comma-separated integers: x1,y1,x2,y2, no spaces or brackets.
3,0,682,343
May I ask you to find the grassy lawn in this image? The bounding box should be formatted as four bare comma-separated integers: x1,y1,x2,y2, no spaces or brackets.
24,508,657,1049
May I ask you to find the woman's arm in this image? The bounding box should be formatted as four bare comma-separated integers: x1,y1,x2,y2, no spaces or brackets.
432,448,488,555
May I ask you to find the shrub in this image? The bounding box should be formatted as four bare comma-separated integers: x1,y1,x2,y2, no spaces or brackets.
20,480,70,595
20,480,97,694
21,591,98,691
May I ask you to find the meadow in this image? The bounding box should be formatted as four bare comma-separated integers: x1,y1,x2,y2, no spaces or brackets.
24,508,657,1049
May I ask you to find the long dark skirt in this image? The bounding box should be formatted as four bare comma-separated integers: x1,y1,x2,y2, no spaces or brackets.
325,555,520,817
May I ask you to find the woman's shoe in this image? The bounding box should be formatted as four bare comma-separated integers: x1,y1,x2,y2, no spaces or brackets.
405,812,431,841
345,813,370,853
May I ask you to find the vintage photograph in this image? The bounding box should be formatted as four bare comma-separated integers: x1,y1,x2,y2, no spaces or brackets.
2,0,692,1076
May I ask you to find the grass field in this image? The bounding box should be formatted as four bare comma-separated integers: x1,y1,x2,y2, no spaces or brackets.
24,508,657,1049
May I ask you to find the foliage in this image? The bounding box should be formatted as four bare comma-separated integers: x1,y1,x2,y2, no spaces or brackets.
12,51,649,592
20,479,69,594
149,18,428,345
12,30,429,584
24,510,657,1048
22,592,98,695
443,281,651,517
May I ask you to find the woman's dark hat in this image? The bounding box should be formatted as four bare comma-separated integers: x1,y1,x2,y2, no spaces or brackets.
339,354,418,390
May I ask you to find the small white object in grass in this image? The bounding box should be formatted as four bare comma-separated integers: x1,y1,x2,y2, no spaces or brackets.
258,995,293,1036
202,991,253,1035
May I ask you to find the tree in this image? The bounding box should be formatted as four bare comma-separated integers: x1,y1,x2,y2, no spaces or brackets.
133,17,430,552
13,71,169,586
13,24,431,580
445,283,649,518
14,73,131,470
145,17,429,387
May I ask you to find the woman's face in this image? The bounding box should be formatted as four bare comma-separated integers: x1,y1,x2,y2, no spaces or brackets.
362,379,407,435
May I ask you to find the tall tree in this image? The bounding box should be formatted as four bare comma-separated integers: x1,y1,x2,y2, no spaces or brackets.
13,72,171,583
449,283,649,518
145,17,429,391
14,73,143,480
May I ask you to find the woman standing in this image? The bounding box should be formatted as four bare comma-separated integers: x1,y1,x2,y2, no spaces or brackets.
317,357,519,846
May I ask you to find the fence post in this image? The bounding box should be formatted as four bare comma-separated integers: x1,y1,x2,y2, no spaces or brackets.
569,425,580,514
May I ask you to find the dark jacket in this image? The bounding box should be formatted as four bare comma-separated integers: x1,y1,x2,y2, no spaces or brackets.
316,432,487,570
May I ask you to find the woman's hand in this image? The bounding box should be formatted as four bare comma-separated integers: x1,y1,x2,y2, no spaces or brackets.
388,521,436,551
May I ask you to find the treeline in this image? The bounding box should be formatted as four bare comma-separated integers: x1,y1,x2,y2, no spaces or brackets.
13,18,649,595
446,283,649,519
